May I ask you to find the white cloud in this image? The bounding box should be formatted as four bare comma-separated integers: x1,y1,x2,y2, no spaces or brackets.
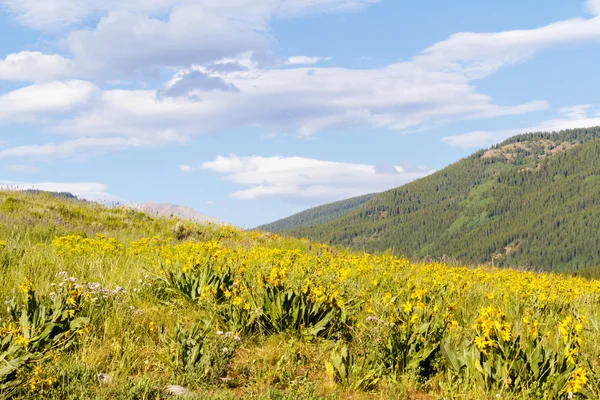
0,0,375,79
1,0,380,30
286,56,332,65
0,180,119,201
3,3,600,159
35,10,600,146
0,81,97,122
179,164,194,172
442,104,600,149
0,137,143,159
559,104,592,120
0,1,377,81
587,0,600,15
0,51,71,82
46,64,546,145
65,7,267,76
53,89,208,139
202,154,434,202
416,16,600,80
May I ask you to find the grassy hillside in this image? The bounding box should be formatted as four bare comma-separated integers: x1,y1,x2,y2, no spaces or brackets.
257,193,376,232
288,127,600,272
2,190,600,398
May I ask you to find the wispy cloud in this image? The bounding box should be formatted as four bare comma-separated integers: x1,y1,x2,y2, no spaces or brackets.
0,137,143,159
587,0,600,15
0,80,97,123
202,154,434,203
442,104,600,149
286,56,332,65
1,0,381,30
179,164,195,172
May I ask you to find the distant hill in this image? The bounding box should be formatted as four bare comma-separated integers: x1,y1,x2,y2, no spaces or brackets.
24,189,78,200
286,127,600,272
128,202,229,225
257,193,376,232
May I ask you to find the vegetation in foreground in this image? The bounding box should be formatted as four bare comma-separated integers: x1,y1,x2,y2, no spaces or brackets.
1,191,600,399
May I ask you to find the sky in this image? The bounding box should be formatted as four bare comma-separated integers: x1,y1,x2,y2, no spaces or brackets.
1,0,600,228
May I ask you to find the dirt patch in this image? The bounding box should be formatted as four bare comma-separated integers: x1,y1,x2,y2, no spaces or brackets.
481,139,579,162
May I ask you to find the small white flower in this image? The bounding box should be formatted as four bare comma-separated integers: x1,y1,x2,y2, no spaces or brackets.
222,347,229,353
234,335,241,342
216,330,224,336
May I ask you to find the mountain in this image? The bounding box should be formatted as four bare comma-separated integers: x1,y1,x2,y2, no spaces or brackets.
128,202,229,225
257,193,376,232
280,127,600,272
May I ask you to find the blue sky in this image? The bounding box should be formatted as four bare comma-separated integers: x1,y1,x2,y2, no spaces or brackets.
1,0,600,228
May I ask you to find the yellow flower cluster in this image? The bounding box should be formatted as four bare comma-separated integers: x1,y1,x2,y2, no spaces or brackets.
559,315,586,365
473,307,512,354
119,228,600,346
29,363,57,394
266,264,289,287
20,276,34,294
52,233,122,257
565,367,588,394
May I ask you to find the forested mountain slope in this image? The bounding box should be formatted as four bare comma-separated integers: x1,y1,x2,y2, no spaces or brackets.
287,127,600,271
257,193,375,232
